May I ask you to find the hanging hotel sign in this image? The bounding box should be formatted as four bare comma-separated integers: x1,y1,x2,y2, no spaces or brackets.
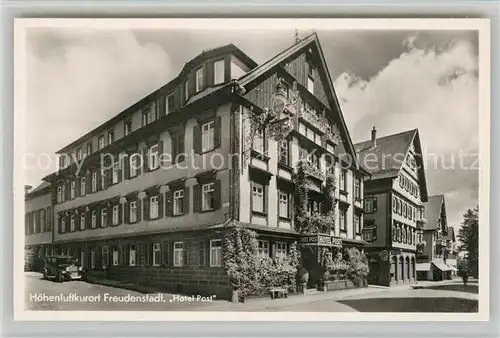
299,233,342,248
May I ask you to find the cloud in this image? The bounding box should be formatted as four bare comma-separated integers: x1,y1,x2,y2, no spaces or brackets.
334,36,479,229
25,29,173,185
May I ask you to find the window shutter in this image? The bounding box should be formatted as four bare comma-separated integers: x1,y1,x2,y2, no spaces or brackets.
96,170,102,191
124,201,130,224
106,168,113,187
373,198,378,212
124,156,130,179
193,125,201,154
86,210,91,229
143,196,150,221
158,193,164,218
118,203,123,225
136,152,142,176
136,198,142,222
178,134,185,161
213,179,221,210
57,215,62,234
158,140,164,167
288,192,293,219
107,206,112,226
86,172,92,193
264,184,269,214
214,116,222,149
192,185,200,213
183,242,189,267
65,181,70,200
165,191,173,216
75,178,80,197
162,241,169,266
183,186,190,214
36,210,41,232
117,160,123,183
96,206,101,228
143,148,149,173
171,135,178,162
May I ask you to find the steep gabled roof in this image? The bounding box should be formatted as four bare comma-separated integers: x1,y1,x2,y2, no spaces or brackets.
354,128,428,201
25,181,51,200
424,195,445,230
238,32,365,174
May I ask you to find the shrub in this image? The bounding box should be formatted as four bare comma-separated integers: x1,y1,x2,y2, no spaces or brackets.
345,247,369,280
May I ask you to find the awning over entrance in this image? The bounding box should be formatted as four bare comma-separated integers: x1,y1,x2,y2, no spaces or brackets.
416,263,431,271
432,262,452,271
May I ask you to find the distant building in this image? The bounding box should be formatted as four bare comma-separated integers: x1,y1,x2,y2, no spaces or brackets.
25,182,54,271
355,128,429,286
443,226,458,277
415,194,453,280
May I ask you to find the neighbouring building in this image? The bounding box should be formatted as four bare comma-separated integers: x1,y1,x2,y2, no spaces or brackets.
42,33,367,299
355,128,429,286
443,226,458,277
416,194,453,281
24,182,54,271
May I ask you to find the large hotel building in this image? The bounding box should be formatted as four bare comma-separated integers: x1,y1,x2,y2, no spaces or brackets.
31,33,368,299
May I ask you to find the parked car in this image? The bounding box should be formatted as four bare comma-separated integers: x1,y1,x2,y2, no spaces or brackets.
42,255,86,282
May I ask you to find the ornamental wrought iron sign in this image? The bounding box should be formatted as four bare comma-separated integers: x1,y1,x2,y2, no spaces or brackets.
299,233,342,248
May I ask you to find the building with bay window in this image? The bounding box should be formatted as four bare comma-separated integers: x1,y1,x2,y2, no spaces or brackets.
42,33,367,298
355,128,429,286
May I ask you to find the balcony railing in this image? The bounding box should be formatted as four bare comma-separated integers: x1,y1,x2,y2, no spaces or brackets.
300,160,325,182
298,108,341,145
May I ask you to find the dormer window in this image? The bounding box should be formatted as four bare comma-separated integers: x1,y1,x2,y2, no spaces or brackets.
108,129,115,145
165,93,175,115
142,108,154,126
195,68,204,92
184,80,189,100
213,60,225,85
98,135,105,150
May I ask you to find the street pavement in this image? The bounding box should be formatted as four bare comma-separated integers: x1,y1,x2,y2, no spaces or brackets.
24,272,478,312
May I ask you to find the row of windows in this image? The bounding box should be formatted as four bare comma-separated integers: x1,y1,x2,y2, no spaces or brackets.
58,181,220,234
392,196,420,221
392,221,417,245
56,117,220,205
362,224,377,242
25,207,53,235
398,173,419,198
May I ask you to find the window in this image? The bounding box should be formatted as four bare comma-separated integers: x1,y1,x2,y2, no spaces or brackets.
258,240,269,258
112,205,119,225
253,128,265,154
87,142,92,155
70,215,75,232
397,199,402,214
142,109,154,126
101,169,107,189
61,184,66,202
184,81,189,100
355,178,361,199
152,243,161,266
409,205,413,220
40,211,45,232
98,135,105,150
195,68,204,92
365,197,377,213
124,120,132,136
90,248,96,268
274,242,287,260
252,183,264,213
80,177,86,196
393,197,398,212
339,209,346,231
213,60,225,85
355,215,361,234
149,144,159,170
108,130,114,145
92,172,97,192
77,148,82,161
201,121,215,152
130,153,139,177
80,213,85,230
278,139,289,165
307,76,314,93
201,183,215,211
173,190,184,216
101,246,109,268
150,196,159,219
210,239,222,267
171,132,185,163
173,242,184,267
101,208,108,228
278,191,289,219
91,211,97,228
165,93,175,115
70,180,76,199
340,170,347,191
129,245,136,266
57,186,62,203
112,248,119,266
129,201,137,223
60,156,66,169
112,162,119,184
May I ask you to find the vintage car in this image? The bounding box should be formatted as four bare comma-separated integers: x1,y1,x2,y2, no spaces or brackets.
42,255,86,282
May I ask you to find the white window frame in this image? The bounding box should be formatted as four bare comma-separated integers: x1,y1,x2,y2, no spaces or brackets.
112,205,119,225
339,209,346,231
90,248,96,268
112,162,119,184
92,172,97,192
209,239,222,267
70,180,76,199
98,136,105,150
165,93,174,115
150,195,159,219
80,177,86,196
40,211,45,232
101,208,108,228
213,60,225,85
130,153,139,177
253,128,265,153
77,148,82,161
70,215,75,232
101,169,106,189
61,184,66,202
202,183,215,211
152,243,161,266
274,242,287,260
112,248,119,266
195,68,204,92
173,242,184,267
258,240,269,258
252,183,264,213
184,80,189,100
129,245,136,266
201,121,215,152
355,215,361,234
80,213,85,230
57,186,62,203
125,121,132,136
130,201,137,223
91,211,97,229
278,191,289,218
307,75,314,93
173,189,184,216
149,144,159,170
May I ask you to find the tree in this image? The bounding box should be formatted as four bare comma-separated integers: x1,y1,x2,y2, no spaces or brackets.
457,206,479,278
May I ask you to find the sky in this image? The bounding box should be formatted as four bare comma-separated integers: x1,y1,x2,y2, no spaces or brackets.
24,27,479,232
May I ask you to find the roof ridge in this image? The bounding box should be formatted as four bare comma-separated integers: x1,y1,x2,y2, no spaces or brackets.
354,128,418,146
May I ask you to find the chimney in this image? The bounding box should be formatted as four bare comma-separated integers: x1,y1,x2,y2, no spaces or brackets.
371,126,377,148
24,185,32,195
